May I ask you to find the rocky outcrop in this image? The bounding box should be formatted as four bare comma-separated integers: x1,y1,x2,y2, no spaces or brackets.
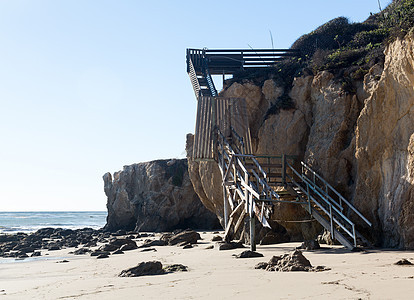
103,159,220,232
186,32,414,248
354,33,414,248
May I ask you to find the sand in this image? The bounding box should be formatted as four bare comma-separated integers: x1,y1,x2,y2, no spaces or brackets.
1,231,414,299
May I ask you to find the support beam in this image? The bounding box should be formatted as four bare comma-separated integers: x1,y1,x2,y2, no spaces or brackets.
250,212,256,251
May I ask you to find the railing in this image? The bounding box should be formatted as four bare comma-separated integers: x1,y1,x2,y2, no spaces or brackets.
285,161,372,247
188,48,301,74
300,162,372,227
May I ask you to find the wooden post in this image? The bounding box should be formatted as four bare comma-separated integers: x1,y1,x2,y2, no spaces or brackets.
282,154,286,186
250,210,256,251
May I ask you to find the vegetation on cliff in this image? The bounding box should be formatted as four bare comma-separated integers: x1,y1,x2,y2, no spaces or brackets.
227,0,414,116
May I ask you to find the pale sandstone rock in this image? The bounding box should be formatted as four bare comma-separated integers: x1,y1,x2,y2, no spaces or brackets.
355,33,414,248
187,33,414,248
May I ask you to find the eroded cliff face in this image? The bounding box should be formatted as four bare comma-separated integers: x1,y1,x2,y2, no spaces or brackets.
103,159,220,232
355,33,414,248
187,33,414,248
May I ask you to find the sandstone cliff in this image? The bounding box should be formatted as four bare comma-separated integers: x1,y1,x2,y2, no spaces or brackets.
187,32,414,248
103,159,220,232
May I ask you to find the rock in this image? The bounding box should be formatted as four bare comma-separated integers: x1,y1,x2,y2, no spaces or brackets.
119,261,165,277
31,251,41,257
73,248,90,255
112,249,124,255
140,248,157,252
211,235,222,242
103,159,220,233
47,244,61,251
216,241,245,251
254,262,268,269
120,243,138,251
168,230,201,246
205,245,214,250
90,250,110,257
97,254,109,259
297,240,320,250
395,259,413,265
163,264,188,273
235,250,264,258
100,238,137,252
56,260,69,263
183,244,193,249
139,239,167,248
257,250,318,272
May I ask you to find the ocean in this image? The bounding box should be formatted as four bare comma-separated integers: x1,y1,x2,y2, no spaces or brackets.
0,211,107,234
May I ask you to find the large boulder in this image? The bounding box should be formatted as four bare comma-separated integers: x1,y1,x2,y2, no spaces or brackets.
103,159,220,232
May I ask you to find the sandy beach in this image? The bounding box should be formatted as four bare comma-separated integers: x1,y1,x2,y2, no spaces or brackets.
1,231,414,299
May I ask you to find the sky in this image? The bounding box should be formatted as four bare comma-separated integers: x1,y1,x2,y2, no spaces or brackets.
0,0,393,211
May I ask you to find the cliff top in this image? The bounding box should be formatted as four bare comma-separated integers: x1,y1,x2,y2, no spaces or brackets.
225,0,414,115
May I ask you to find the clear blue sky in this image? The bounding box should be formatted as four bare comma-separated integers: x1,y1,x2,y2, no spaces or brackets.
0,0,392,211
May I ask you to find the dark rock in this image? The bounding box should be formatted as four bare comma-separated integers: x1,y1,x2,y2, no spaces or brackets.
168,230,200,246
103,159,220,233
297,240,320,250
216,241,245,250
100,238,137,252
205,245,214,250
183,244,193,249
163,264,188,273
17,252,28,258
56,260,69,263
99,243,119,252
112,249,124,255
84,240,97,247
139,239,167,248
120,243,138,251
160,233,174,243
31,251,41,257
47,244,61,251
140,248,157,252
235,250,264,258
113,229,127,236
119,261,165,277
211,235,222,242
73,248,91,255
91,250,110,257
395,259,413,265
97,254,109,259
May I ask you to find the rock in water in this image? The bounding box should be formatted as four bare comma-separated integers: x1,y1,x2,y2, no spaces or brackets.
119,261,165,277
103,159,220,232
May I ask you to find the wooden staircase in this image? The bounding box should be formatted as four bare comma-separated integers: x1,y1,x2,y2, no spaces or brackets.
186,47,372,250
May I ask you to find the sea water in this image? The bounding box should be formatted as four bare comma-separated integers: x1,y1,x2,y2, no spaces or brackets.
0,211,107,234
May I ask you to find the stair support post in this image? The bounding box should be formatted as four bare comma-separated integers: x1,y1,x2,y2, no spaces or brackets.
307,184,312,214
329,204,335,240
250,209,256,251
282,154,286,186
221,149,229,229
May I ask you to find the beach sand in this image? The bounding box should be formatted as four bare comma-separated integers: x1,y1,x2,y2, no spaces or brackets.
1,231,414,299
